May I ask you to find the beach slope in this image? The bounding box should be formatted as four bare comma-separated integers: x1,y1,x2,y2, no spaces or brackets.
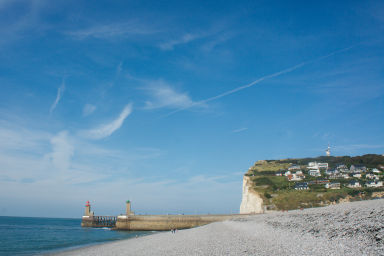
52,199,384,256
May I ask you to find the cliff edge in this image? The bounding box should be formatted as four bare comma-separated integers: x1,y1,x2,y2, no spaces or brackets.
239,176,264,214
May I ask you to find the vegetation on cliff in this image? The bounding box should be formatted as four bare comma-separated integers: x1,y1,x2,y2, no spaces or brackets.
244,154,384,210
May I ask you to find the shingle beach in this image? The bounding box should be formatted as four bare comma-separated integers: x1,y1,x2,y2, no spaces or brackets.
52,199,384,256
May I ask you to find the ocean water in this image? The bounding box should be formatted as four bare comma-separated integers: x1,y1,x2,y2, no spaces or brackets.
0,216,152,255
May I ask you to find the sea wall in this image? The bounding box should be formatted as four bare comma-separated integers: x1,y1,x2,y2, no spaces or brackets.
115,214,235,231
239,176,264,214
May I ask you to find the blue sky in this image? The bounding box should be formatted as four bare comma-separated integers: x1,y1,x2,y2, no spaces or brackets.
0,0,383,217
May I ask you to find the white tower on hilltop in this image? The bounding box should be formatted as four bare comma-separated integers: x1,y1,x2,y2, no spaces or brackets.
326,144,331,156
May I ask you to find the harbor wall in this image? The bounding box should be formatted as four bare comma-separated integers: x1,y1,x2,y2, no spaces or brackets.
115,214,239,231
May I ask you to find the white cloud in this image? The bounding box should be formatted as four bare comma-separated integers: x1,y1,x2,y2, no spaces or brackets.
83,104,96,116
143,80,199,110
159,33,201,51
48,131,74,172
67,22,159,40
232,127,248,133
81,103,133,139
50,80,65,114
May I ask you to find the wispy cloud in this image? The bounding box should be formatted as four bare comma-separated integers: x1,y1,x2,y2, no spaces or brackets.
159,33,202,51
165,45,357,116
232,127,248,133
49,80,65,114
81,103,133,139
82,104,96,117
143,80,200,110
48,131,74,172
67,22,159,40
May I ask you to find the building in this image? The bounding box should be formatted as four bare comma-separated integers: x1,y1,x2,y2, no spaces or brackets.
308,179,330,185
329,173,348,179
294,182,309,190
336,164,347,170
366,173,379,180
309,169,321,177
284,170,292,176
287,172,304,181
350,165,367,173
288,164,301,171
325,169,339,176
372,168,381,174
347,181,361,188
352,173,362,178
366,181,383,188
325,182,341,189
307,162,328,170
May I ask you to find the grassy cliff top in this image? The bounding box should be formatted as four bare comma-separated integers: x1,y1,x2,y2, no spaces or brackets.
247,154,384,175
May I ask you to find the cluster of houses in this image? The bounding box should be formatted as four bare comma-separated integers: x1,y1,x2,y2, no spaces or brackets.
275,162,383,191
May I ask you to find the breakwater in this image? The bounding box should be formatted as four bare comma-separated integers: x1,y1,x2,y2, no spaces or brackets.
115,214,236,231
81,201,247,231
81,214,239,230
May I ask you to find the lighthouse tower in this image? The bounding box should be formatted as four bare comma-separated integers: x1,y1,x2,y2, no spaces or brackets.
126,200,131,215
84,201,94,216
326,144,331,156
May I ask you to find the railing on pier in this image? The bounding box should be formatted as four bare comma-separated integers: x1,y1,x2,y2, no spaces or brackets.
85,216,117,227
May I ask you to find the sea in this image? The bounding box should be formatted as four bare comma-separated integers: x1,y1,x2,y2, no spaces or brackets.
0,216,153,255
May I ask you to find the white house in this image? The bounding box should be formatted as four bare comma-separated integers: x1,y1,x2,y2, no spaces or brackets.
309,169,321,177
372,168,381,174
318,162,329,169
366,181,383,188
325,169,339,176
287,174,303,181
350,165,366,173
284,171,292,177
325,182,341,189
347,181,361,188
288,165,301,171
366,173,379,180
352,173,362,178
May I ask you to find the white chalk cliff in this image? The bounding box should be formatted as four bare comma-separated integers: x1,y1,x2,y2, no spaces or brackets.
240,176,264,214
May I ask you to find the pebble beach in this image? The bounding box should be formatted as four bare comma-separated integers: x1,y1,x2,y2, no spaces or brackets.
52,199,384,256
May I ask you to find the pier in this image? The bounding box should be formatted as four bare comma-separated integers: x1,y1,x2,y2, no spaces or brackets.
81,216,117,228
81,201,248,230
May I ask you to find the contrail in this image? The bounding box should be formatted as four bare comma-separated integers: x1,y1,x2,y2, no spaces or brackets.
165,45,357,117
50,79,66,114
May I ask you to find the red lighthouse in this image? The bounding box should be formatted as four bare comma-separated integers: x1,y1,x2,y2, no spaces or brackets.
84,201,93,216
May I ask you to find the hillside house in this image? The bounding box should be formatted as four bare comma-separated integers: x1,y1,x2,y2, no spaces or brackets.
366,181,383,188
325,182,341,189
372,168,381,174
294,182,309,190
284,171,292,176
352,173,362,178
308,162,328,170
309,179,330,185
325,169,339,176
329,173,348,179
309,169,321,177
350,165,366,173
366,173,379,180
287,174,303,181
336,164,347,169
288,165,301,171
347,181,361,188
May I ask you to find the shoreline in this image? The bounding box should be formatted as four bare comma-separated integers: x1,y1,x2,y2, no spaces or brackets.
50,199,384,256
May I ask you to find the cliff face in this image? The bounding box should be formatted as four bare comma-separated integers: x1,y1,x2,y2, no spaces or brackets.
239,176,264,214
